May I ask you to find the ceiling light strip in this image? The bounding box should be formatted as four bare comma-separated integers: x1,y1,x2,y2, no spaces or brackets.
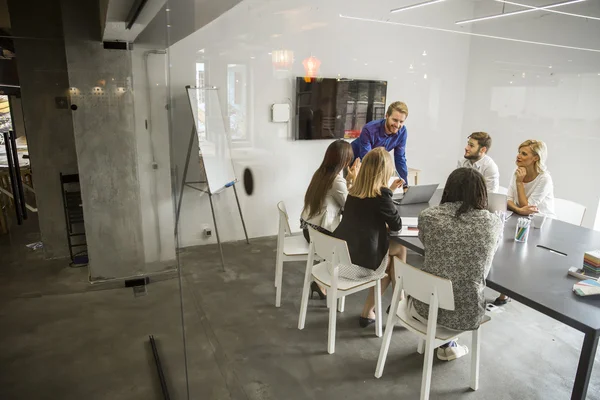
338,14,600,53
391,0,446,13
495,0,600,21
456,0,585,24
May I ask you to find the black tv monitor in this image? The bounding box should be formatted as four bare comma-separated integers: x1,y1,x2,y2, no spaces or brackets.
295,77,387,140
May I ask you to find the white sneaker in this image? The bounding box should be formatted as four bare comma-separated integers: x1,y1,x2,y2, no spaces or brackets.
436,341,469,361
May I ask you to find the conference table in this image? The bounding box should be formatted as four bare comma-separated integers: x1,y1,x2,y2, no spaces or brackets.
392,190,600,400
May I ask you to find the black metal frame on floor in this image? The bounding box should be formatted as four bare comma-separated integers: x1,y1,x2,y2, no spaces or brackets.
2,130,27,225
59,173,87,266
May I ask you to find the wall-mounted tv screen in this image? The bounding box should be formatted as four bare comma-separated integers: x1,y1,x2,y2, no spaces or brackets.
295,77,387,140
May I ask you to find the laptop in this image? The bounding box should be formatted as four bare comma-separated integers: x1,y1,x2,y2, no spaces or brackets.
393,184,439,205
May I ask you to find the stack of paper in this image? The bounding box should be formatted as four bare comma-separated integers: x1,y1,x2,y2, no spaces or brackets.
399,217,418,237
583,250,600,275
573,279,600,296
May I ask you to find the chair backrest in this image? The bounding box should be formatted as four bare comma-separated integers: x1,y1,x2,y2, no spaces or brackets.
277,201,292,236
307,227,352,272
496,186,508,195
554,198,586,226
394,258,455,311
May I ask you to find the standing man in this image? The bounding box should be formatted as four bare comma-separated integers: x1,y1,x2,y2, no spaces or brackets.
351,101,409,186
457,132,500,193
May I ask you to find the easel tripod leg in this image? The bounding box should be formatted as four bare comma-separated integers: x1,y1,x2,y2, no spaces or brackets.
232,184,249,244
208,192,226,271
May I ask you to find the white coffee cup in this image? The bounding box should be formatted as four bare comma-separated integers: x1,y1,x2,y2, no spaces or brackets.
531,213,547,229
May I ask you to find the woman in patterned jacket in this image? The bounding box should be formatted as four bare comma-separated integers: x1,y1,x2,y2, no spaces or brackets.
408,167,503,361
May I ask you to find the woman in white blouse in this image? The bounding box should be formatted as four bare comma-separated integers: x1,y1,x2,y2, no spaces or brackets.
301,140,360,299
496,139,555,306
506,139,556,218
301,140,360,240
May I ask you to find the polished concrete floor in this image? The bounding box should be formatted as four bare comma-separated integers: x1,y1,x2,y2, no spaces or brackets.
1,217,600,399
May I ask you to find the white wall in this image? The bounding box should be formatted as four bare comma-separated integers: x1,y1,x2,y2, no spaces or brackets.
461,0,600,228
166,0,475,246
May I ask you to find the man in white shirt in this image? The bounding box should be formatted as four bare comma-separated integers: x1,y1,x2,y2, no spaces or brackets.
456,132,499,193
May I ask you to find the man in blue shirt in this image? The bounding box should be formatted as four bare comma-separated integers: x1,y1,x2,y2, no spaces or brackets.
351,101,409,186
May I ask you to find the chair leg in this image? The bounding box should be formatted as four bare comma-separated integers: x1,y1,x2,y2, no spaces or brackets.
337,296,345,313
275,259,283,307
470,328,481,391
375,280,382,337
375,314,398,378
327,286,338,354
298,268,313,330
420,339,435,400
274,247,282,287
417,338,425,355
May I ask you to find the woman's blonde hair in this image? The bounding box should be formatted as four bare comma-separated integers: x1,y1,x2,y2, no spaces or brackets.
349,147,395,199
519,139,548,174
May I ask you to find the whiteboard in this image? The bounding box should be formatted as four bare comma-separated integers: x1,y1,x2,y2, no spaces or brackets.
186,86,237,193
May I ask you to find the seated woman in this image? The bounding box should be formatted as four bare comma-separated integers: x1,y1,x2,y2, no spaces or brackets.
301,140,359,299
301,140,359,242
333,147,407,327
506,139,556,218
409,168,502,361
496,139,555,306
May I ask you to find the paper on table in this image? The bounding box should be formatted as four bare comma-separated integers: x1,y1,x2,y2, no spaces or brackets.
390,226,419,237
402,217,418,227
398,227,419,237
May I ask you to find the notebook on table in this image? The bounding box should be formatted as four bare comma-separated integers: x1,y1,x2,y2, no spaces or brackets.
390,217,419,237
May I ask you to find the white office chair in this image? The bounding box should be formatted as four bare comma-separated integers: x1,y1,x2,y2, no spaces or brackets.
554,198,586,226
275,201,310,307
375,258,489,400
496,186,508,195
298,227,384,354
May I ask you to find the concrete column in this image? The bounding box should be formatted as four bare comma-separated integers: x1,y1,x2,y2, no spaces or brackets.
59,0,146,280
8,0,78,259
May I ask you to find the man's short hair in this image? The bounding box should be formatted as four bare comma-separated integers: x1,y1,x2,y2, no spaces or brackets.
469,132,492,151
386,101,409,117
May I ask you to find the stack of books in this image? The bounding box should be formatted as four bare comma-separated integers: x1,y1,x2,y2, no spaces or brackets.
573,279,600,297
583,250,600,276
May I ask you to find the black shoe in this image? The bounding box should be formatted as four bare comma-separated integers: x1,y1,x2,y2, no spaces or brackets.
359,316,375,328
310,281,326,300
493,296,511,306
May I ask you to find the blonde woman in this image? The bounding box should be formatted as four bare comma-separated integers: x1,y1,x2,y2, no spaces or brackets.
333,147,407,327
496,139,556,306
507,140,556,218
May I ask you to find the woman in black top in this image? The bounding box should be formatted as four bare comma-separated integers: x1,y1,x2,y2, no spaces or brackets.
333,147,407,327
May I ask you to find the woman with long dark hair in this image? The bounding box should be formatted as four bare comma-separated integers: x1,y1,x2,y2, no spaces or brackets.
301,140,359,298
301,140,359,241
408,167,503,361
